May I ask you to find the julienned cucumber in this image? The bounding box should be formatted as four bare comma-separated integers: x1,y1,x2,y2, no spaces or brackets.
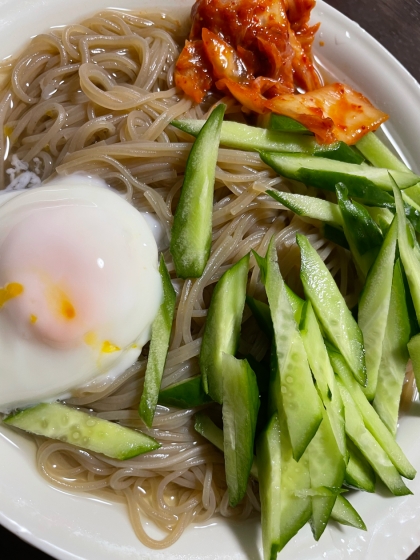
356,132,410,173
170,104,225,278
158,375,212,409
172,119,361,163
222,354,259,507
4,402,160,460
199,254,249,403
262,237,323,461
358,218,397,400
267,189,343,226
330,495,367,530
296,233,367,386
345,439,376,493
260,152,419,205
139,256,176,427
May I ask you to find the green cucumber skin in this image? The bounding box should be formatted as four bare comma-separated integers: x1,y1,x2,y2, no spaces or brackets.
330,495,367,531
158,375,212,409
199,253,250,403
358,218,398,400
246,295,273,339
257,414,282,560
408,334,420,391
264,237,323,461
336,183,383,279
329,349,416,480
260,152,418,205
170,104,225,278
393,183,420,324
300,301,347,461
356,131,410,173
313,142,365,165
296,233,367,387
372,259,410,435
267,189,344,226
139,256,176,427
308,410,346,541
172,118,318,153
194,412,224,452
268,113,312,134
222,355,260,507
4,402,159,460
337,381,411,496
345,438,376,493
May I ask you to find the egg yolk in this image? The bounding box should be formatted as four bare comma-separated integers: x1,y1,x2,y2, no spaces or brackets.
0,282,24,309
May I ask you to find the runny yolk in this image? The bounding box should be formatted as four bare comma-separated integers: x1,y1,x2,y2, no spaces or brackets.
0,282,24,309
30,314,37,324
102,341,120,354
46,283,76,321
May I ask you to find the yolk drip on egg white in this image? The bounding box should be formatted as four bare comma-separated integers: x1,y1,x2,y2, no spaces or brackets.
0,175,163,412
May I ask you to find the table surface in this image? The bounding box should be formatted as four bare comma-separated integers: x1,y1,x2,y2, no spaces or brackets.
1,0,420,559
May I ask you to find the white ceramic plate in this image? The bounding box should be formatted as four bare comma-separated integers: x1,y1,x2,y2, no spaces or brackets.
1,1,420,559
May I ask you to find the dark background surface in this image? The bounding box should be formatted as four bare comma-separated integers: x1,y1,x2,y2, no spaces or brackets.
1,0,420,559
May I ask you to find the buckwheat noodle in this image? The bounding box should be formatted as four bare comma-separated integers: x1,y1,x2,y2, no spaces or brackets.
0,7,401,549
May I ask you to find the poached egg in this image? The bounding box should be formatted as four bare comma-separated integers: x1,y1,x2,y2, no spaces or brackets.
0,175,163,412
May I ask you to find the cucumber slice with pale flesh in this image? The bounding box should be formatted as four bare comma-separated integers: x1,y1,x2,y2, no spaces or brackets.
300,301,347,461
170,104,225,278
139,256,176,427
338,381,411,496
158,375,212,409
345,438,376,493
336,183,383,279
261,237,323,461
408,334,420,396
358,218,397,400
257,413,282,560
267,189,344,226
329,349,416,480
172,119,361,162
222,354,260,507
4,402,159,460
330,495,367,530
372,259,410,435
246,295,273,339
297,233,367,386
199,253,249,403
260,152,418,205
392,181,420,324
356,132,411,173
308,410,346,540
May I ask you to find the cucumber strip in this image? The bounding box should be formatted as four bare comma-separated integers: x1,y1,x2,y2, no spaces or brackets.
404,184,420,206
356,132,411,173
366,206,394,234
199,253,249,403
392,182,420,324
267,113,312,134
345,438,376,493
173,119,361,162
139,256,176,427
267,190,344,226
296,233,367,386
277,412,312,551
358,218,398,400
170,104,225,278
408,334,420,394
330,495,367,530
308,410,346,540
257,414,282,560
260,152,418,204
158,375,212,409
172,118,317,153
194,412,224,451
337,380,411,496
300,301,347,460
194,412,259,479
262,237,323,461
246,295,273,339
329,349,416,480
222,354,260,507
336,183,383,278
4,402,159,460
320,223,350,250
372,259,411,435
314,142,364,165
